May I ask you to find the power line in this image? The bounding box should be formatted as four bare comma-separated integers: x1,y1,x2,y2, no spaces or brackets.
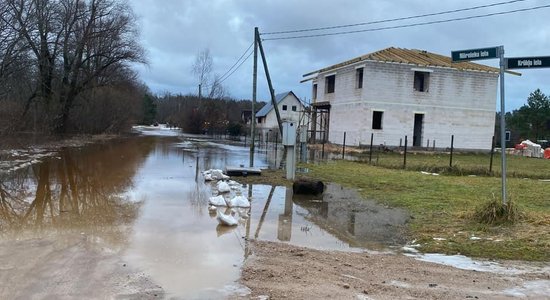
261,0,530,36
201,43,253,88
218,48,253,84
263,4,550,41
218,42,253,81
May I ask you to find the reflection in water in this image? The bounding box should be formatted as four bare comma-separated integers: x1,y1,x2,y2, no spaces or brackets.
0,138,155,240
1,133,410,299
249,183,409,251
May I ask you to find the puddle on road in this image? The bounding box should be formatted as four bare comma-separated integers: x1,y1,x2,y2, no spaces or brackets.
0,131,410,299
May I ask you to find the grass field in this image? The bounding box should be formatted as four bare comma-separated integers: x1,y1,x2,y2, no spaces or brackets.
299,151,550,261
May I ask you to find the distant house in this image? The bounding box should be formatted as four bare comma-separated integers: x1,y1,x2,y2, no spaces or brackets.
302,47,503,150
255,91,306,141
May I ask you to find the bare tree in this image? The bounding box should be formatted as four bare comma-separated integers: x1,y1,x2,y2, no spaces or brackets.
192,48,226,99
0,0,146,134
192,48,212,89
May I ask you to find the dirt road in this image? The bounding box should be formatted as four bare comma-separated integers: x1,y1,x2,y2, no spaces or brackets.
0,232,163,299
239,241,550,300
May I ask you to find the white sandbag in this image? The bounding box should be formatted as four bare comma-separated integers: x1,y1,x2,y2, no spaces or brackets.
211,169,224,180
208,205,217,211
217,181,231,193
228,195,250,208
209,195,227,206
216,210,238,226
204,174,213,181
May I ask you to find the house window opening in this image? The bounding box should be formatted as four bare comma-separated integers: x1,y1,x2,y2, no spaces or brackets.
313,83,318,100
282,105,287,111
325,75,335,94
372,111,383,130
413,71,429,92
356,68,364,89
292,105,297,111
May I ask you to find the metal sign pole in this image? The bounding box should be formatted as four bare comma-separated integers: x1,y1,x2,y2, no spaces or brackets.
498,46,507,205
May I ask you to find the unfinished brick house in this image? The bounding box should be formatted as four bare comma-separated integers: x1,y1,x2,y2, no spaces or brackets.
302,47,501,150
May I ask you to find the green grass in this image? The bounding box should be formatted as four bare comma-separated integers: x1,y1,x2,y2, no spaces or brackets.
352,151,550,179
304,159,550,261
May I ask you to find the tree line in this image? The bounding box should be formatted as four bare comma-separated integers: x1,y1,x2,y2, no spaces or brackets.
497,88,550,147
154,93,264,137
0,0,147,135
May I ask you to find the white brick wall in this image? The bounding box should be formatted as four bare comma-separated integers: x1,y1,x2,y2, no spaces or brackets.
312,61,498,150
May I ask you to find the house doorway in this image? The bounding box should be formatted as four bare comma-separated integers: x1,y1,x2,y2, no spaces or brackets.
413,114,424,147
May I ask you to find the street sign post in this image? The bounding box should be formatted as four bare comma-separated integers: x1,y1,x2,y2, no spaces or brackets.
507,56,550,69
451,45,508,205
451,46,499,62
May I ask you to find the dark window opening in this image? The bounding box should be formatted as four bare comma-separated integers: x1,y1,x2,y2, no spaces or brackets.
282,105,287,111
292,105,297,111
356,68,364,89
414,71,430,92
325,75,335,94
372,111,383,130
313,84,318,99
257,118,262,124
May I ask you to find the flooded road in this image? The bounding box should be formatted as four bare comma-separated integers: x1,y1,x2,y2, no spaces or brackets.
0,128,409,298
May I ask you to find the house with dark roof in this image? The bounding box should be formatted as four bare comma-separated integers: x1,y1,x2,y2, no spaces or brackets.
255,91,307,141
302,47,503,150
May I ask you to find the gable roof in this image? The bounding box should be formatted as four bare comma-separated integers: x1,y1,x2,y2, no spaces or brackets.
303,47,506,78
255,91,299,118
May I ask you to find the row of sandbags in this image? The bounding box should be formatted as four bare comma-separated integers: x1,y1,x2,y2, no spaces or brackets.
202,169,251,226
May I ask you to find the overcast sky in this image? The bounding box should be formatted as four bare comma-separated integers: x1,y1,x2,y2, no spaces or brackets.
130,0,550,111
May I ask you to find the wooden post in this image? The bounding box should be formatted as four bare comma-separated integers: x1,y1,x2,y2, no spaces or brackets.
369,133,374,164
342,132,346,160
257,31,283,136
489,135,495,173
404,135,408,169
450,135,454,167
249,27,258,167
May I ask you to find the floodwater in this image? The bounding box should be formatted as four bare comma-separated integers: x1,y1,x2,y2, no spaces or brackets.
0,127,410,298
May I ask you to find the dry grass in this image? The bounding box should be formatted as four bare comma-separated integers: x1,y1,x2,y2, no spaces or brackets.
474,196,524,225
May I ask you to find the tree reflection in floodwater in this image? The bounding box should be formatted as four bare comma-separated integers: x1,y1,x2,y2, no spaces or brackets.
0,137,156,242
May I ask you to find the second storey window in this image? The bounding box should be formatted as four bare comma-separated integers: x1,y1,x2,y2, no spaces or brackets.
292,105,297,111
413,71,430,92
356,68,364,89
325,75,335,94
282,105,288,111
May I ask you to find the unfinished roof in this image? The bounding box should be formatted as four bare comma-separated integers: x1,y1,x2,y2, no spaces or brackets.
303,47,502,77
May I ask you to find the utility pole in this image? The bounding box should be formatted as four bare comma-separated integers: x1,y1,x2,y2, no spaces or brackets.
198,83,202,109
250,27,258,167
257,30,283,136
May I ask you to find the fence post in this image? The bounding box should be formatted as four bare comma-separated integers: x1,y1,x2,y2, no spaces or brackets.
369,133,374,164
275,133,278,162
322,141,325,160
267,132,270,154
432,140,436,151
403,135,408,169
489,135,495,173
427,139,430,150
450,135,454,167
244,134,247,147
342,132,346,160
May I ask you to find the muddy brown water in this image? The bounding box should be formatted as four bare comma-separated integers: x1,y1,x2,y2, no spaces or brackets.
0,132,409,298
